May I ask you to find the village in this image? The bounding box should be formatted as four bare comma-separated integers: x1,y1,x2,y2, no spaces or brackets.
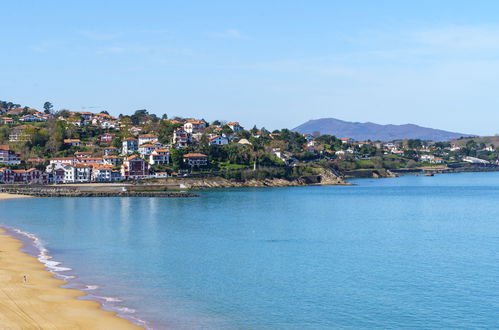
0,101,498,185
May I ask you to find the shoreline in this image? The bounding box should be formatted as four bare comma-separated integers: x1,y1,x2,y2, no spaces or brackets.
0,192,33,200
0,226,143,329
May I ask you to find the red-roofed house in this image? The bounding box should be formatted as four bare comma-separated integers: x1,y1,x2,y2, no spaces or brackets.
64,139,81,146
227,122,244,133
121,155,150,179
208,136,229,146
183,120,206,134
0,145,21,165
183,153,208,166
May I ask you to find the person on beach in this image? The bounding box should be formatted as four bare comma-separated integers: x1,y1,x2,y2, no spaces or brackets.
23,275,27,283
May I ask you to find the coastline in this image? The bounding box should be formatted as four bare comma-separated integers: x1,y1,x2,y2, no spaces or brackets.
0,192,33,200
0,227,142,329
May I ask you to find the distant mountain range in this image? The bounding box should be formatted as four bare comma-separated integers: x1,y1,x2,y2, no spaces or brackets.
293,118,474,142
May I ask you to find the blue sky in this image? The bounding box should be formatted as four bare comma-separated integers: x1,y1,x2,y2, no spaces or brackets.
2,0,499,135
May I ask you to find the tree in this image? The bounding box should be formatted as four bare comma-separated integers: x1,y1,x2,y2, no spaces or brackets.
100,110,110,115
43,102,53,114
407,139,422,150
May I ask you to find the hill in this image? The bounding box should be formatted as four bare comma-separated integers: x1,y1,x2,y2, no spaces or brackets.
293,118,474,142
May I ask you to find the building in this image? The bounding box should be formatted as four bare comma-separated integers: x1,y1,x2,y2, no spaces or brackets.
122,137,139,154
103,155,121,167
12,168,48,184
103,147,119,156
0,168,13,183
77,157,104,165
173,128,190,148
183,120,206,134
183,153,208,167
138,143,156,157
138,134,159,146
100,133,115,143
91,164,115,182
0,117,13,124
208,135,229,146
463,156,490,164
49,157,77,166
0,145,21,165
63,164,92,183
227,122,244,133
19,114,47,122
150,149,170,165
341,138,354,144
121,155,150,179
64,139,81,147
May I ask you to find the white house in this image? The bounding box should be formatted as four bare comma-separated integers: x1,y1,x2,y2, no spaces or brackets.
0,145,21,165
183,120,206,134
139,143,156,157
63,164,92,183
227,122,244,133
91,165,114,182
122,138,139,154
138,134,158,146
150,149,170,165
208,135,229,145
173,128,190,148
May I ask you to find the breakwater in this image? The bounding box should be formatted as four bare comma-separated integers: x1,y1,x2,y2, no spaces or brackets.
0,186,199,198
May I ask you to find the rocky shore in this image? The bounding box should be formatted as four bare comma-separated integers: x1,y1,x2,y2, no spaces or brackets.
148,168,350,189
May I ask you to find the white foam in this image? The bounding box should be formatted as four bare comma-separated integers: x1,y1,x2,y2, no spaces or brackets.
85,285,99,291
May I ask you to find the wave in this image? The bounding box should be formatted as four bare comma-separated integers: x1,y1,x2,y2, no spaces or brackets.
1,225,152,329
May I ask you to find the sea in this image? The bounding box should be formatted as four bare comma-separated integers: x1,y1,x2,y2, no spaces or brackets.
2,171,499,329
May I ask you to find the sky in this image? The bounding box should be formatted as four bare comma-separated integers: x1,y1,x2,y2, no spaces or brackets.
2,0,499,135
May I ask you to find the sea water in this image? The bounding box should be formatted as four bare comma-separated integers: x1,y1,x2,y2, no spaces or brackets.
2,172,499,328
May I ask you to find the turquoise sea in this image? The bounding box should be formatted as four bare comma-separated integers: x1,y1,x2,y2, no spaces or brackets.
2,172,499,328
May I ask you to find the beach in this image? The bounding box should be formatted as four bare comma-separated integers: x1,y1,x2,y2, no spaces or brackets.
0,228,141,329
0,193,32,200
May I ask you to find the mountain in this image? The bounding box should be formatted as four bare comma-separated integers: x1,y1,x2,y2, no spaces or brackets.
292,118,474,142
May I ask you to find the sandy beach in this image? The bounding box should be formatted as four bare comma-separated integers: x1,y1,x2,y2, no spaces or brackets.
0,192,32,200
0,228,141,329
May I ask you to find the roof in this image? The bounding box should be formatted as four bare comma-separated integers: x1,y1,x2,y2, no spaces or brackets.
74,164,92,168
51,157,75,161
0,145,10,151
186,119,204,125
92,164,113,170
78,157,103,161
126,155,143,161
208,135,226,141
237,139,252,145
124,137,137,141
103,155,120,159
183,153,208,158
227,122,240,126
64,139,81,143
152,149,169,153
139,134,158,138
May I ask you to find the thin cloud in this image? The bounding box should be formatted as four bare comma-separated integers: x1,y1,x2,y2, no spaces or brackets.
79,30,121,41
207,29,243,39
